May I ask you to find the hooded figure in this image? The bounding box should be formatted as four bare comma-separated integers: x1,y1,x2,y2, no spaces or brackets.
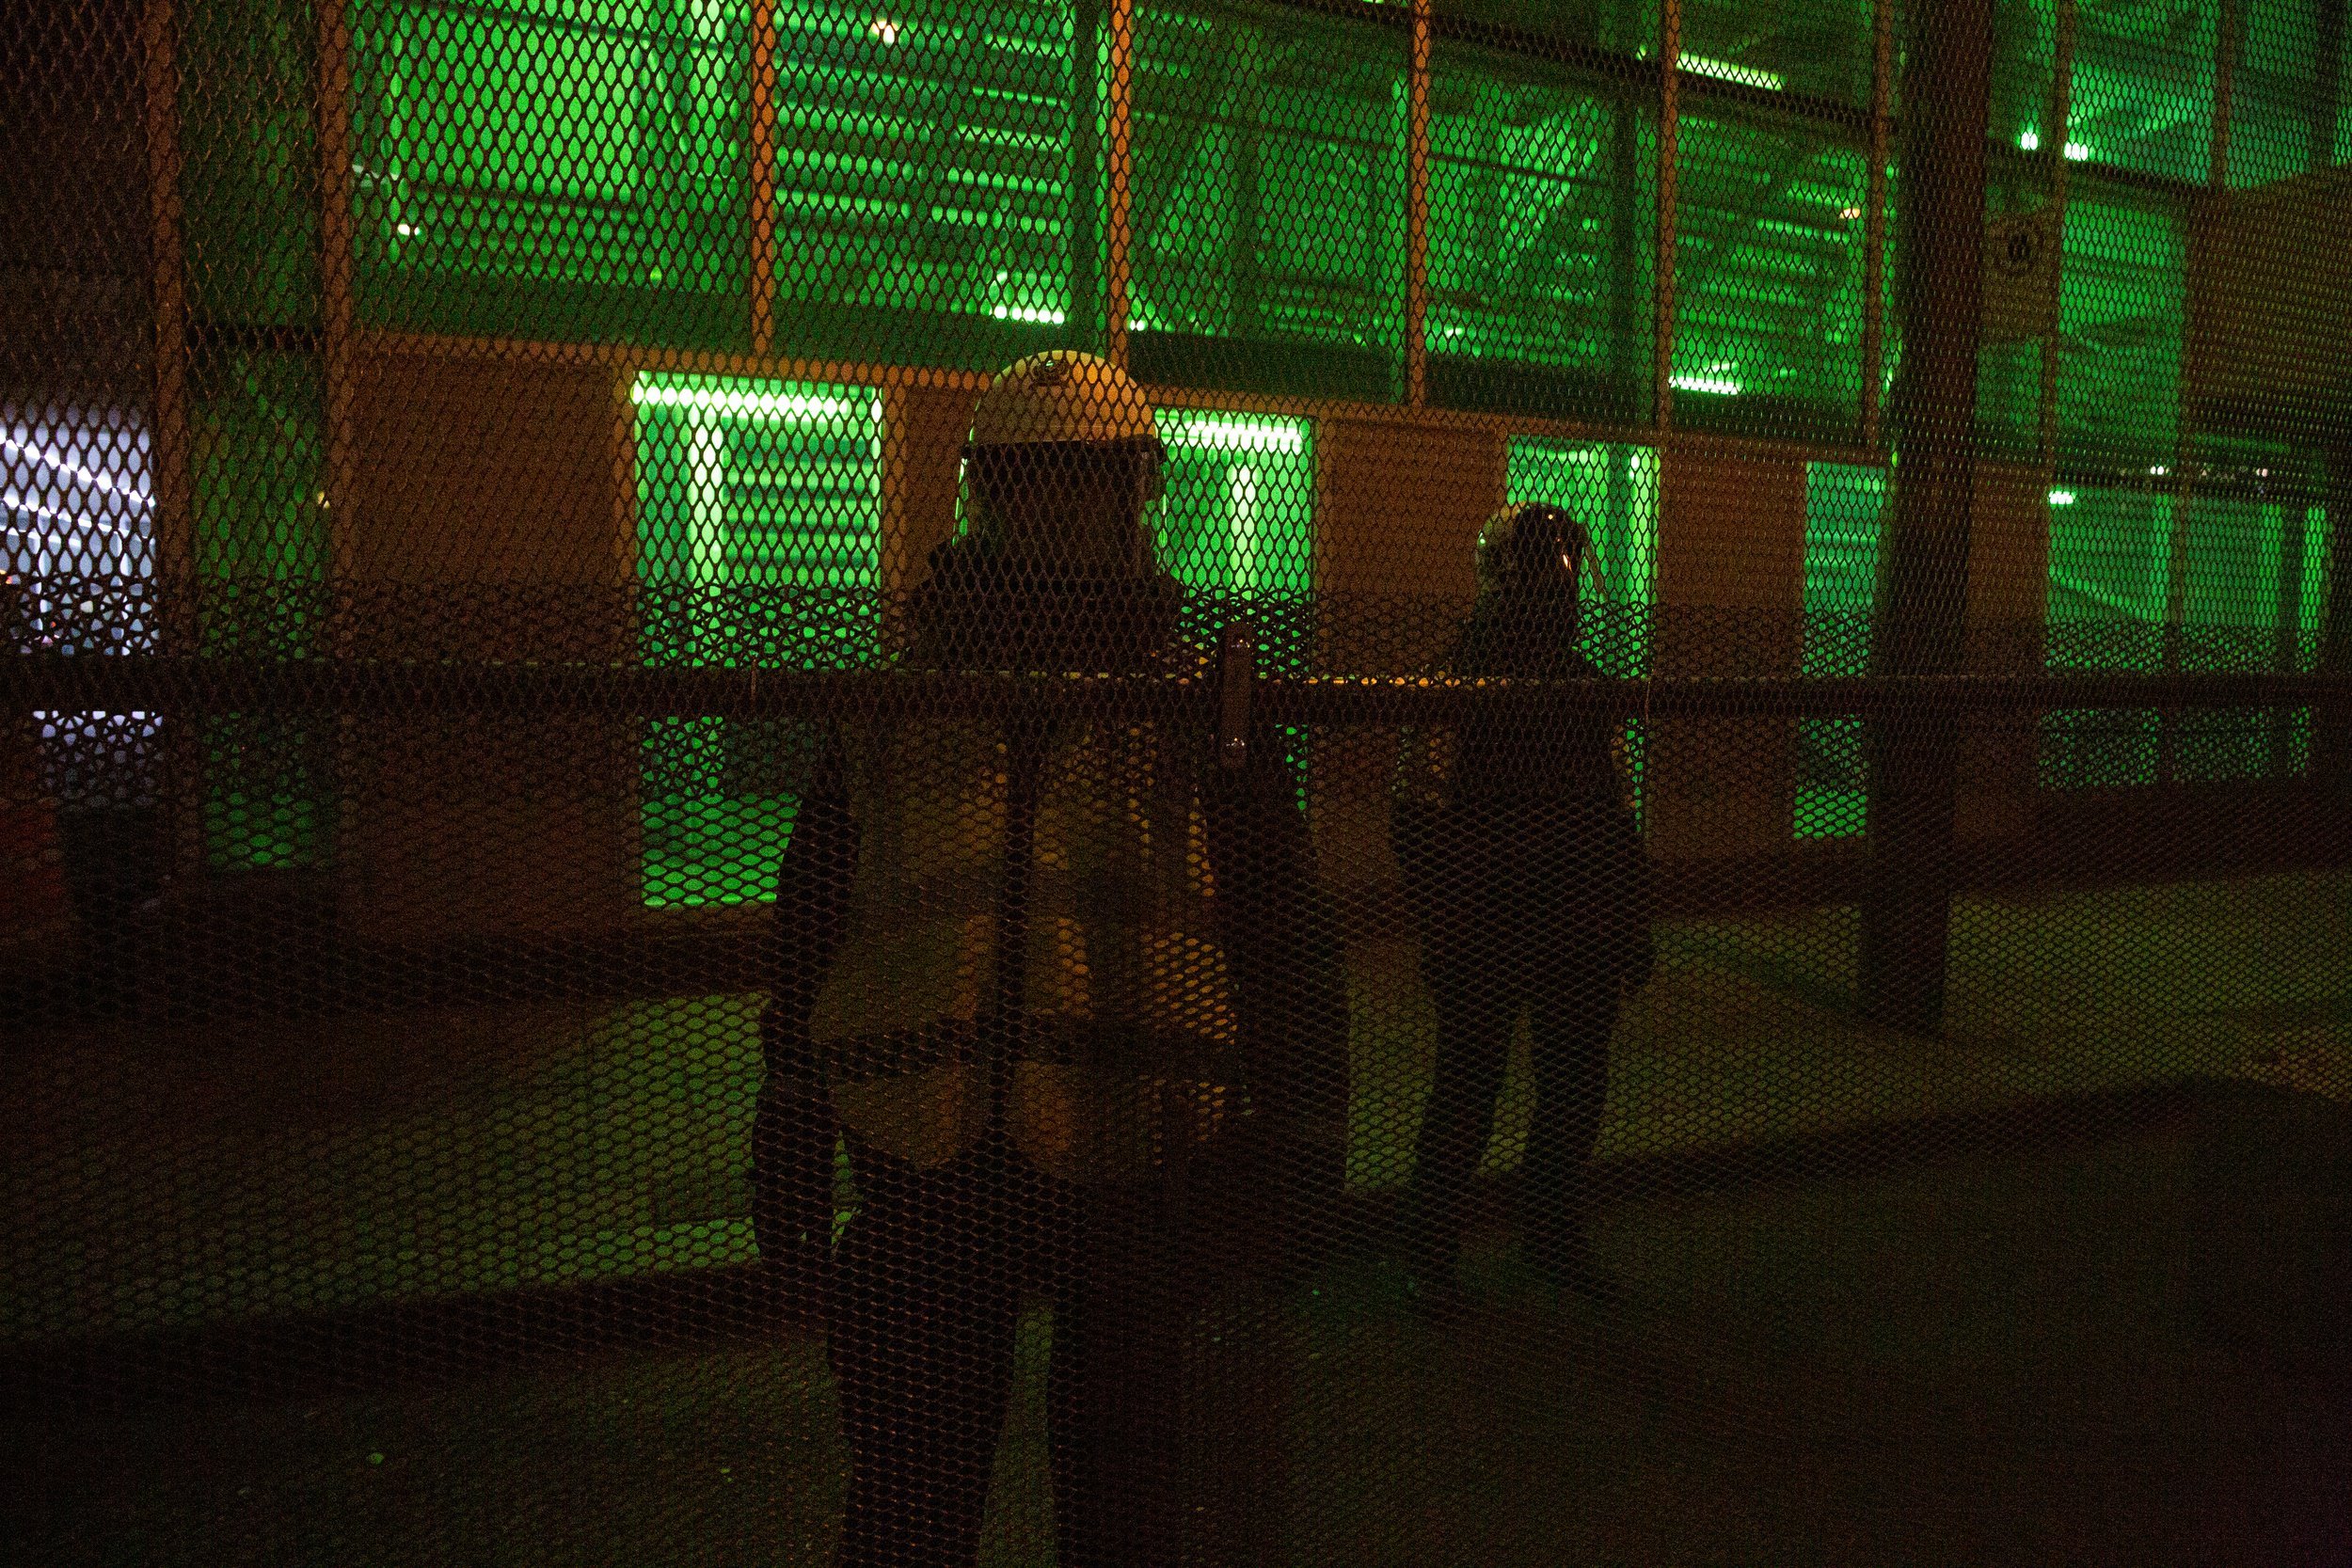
752,351,1344,1568
1392,501,1656,1308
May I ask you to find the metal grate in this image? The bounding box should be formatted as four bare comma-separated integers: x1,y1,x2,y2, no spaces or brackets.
5,0,2351,1563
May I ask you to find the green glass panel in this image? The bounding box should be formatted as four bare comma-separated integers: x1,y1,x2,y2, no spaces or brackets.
633,373,883,907
1674,0,1873,107
2042,484,2167,788
1128,0,1408,397
1155,411,1314,600
1424,40,1652,417
1796,462,1883,838
1672,107,1866,437
2232,0,2328,187
2066,0,2217,183
2058,182,2184,470
353,0,751,344
769,0,1083,360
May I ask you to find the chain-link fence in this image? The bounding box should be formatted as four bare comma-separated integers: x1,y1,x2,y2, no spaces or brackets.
5,0,2350,1562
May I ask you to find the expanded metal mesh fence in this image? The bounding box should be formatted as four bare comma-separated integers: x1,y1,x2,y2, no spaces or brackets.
5,0,2351,1563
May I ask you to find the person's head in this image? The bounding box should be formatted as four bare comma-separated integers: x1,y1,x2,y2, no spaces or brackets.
1474,502,1591,602
961,351,1167,575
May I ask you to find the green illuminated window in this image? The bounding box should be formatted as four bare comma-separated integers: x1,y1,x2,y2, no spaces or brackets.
1128,0,1409,399
1154,411,1315,600
1424,40,1652,418
768,0,1084,366
1797,462,1883,838
2042,484,2169,787
353,0,751,344
1672,109,1867,438
633,373,883,907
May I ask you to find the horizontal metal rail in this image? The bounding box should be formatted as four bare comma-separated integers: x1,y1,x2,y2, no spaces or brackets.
7,657,2349,721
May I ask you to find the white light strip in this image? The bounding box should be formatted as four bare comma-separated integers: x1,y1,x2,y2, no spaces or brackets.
1670,373,1742,395
5,494,148,536
1170,418,1306,453
630,384,877,423
1680,54,1784,91
2,435,153,508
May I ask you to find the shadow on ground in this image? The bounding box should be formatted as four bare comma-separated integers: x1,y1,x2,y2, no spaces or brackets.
4,1082,2345,1567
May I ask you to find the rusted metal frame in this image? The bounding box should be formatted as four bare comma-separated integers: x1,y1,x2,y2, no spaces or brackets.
747,0,780,357
14,657,2346,725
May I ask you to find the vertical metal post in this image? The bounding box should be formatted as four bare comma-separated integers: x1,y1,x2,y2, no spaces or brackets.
1405,0,1432,406
1858,0,1994,1035
1860,0,1894,450
747,0,780,357
1654,0,1681,430
144,0,203,886
1104,0,1136,369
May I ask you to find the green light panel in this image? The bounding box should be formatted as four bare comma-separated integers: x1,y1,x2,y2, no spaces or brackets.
1795,462,1883,839
1153,411,1315,599
1127,0,1408,399
2058,182,2185,470
1671,108,1866,437
1424,40,1652,417
2063,1,2217,183
633,373,883,907
1671,0,1874,108
1506,437,1660,820
2042,484,2168,787
353,0,751,343
2230,0,2332,186
768,0,1083,365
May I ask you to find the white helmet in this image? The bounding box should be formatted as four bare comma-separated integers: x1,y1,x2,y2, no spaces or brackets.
967,350,1162,451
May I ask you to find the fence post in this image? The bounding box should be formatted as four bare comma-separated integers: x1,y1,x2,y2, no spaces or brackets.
1859,0,1994,1035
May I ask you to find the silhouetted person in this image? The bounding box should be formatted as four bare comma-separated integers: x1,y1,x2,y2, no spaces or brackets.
1393,502,1655,1307
752,351,1344,1568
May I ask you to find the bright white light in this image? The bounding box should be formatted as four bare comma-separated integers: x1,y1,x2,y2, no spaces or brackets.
1671,373,1741,395
2048,488,2076,505
1679,54,1784,91
2064,141,2090,161
631,383,876,423
396,223,420,237
1840,206,1862,220
2019,130,2041,151
2,436,151,507
2150,465,2169,476
1171,418,1306,454
870,17,899,44
991,304,1066,325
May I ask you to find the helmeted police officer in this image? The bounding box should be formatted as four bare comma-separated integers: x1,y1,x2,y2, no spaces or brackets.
752,351,1344,1568
1392,501,1656,1307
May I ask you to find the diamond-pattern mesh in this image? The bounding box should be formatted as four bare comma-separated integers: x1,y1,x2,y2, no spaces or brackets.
5,0,2351,1563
